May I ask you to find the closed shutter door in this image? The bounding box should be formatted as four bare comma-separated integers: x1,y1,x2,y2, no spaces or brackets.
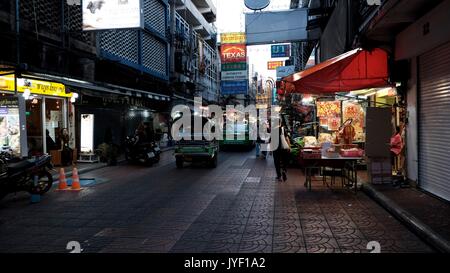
418,41,450,201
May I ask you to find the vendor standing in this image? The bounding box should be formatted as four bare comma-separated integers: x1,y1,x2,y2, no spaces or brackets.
390,126,403,172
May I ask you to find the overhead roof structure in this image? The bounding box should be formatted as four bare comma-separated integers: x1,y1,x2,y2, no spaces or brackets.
282,48,391,94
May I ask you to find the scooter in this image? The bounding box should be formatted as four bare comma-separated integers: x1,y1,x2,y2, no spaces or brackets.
124,136,161,166
0,154,54,200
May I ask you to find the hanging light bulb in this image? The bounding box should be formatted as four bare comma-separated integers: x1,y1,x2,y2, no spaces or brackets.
23,88,31,100
70,93,79,103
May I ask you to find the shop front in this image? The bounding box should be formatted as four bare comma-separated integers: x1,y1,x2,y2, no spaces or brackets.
393,0,450,201
74,88,171,162
0,74,76,162
280,48,396,187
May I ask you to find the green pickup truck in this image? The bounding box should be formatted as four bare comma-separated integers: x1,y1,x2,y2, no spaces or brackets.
173,116,219,168
174,138,219,168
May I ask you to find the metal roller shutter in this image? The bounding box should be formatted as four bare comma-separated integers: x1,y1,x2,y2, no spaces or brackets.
418,41,450,201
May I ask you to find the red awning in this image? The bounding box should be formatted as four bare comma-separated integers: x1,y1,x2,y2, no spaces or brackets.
282,48,391,94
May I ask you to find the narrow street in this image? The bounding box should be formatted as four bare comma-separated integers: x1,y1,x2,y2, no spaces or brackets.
0,150,433,253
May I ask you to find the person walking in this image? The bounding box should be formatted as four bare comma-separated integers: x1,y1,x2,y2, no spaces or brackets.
272,121,291,182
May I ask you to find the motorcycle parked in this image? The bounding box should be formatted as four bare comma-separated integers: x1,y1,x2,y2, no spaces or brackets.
124,136,161,166
0,154,54,200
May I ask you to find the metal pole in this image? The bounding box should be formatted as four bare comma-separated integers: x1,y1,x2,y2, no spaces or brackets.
42,97,46,154
15,0,20,95
15,0,20,66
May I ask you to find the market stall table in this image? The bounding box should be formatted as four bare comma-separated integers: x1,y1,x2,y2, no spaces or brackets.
302,154,362,193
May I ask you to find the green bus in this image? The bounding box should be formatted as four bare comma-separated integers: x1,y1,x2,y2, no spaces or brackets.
219,112,255,149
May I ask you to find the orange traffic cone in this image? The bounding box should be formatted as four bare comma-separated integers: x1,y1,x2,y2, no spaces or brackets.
58,168,68,190
71,168,81,191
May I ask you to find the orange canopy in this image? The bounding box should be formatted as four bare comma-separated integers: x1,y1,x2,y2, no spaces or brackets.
282,48,391,94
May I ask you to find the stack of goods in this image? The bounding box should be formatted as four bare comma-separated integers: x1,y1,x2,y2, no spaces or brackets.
340,148,364,157
318,133,333,145
303,136,319,147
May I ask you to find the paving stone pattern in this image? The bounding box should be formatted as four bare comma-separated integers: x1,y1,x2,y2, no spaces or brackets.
0,150,433,253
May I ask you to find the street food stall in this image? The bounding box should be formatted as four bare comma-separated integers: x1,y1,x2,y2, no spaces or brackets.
280,48,393,191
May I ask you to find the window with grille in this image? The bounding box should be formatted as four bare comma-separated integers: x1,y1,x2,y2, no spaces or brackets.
144,0,166,36
99,30,140,65
142,31,167,77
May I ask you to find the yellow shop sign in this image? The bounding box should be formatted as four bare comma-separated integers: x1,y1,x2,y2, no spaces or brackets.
220,32,246,44
0,75,71,98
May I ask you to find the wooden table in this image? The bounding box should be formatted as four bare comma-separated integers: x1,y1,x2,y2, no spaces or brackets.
303,155,362,192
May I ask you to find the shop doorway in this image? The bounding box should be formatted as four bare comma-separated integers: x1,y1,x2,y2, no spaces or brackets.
45,97,65,151
26,96,66,156
26,97,43,156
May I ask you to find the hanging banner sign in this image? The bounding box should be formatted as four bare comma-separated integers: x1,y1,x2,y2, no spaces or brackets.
220,32,246,44
267,61,284,70
271,44,290,58
221,44,247,63
82,0,144,31
316,101,341,118
276,66,295,78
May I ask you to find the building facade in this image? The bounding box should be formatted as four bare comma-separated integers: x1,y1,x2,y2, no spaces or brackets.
170,0,220,106
0,0,172,163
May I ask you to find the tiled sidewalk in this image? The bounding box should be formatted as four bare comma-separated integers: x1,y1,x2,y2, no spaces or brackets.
0,151,434,253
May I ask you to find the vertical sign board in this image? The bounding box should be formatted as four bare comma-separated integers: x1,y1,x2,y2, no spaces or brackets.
80,114,94,153
220,33,248,97
271,44,291,58
0,97,20,156
272,88,278,105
